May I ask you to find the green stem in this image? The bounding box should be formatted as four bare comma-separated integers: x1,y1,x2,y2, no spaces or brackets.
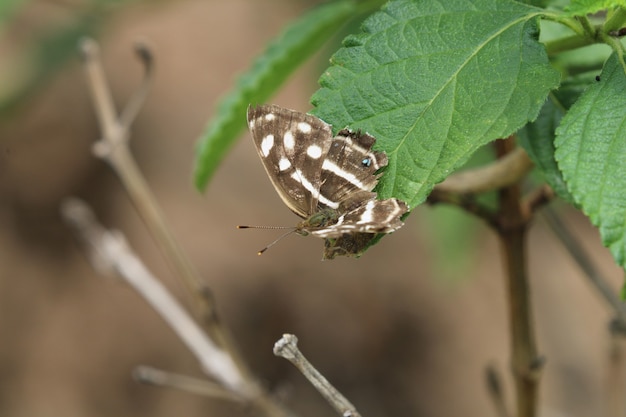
576,15,597,38
541,13,587,37
600,33,626,74
605,7,626,33
600,7,626,74
543,33,596,56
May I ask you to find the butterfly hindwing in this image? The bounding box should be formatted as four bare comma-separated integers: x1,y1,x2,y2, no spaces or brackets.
320,196,408,258
311,192,408,238
318,129,387,208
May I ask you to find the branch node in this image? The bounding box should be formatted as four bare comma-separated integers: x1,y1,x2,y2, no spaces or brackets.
273,334,299,360
610,317,626,337
522,185,555,217
524,355,546,382
79,37,98,62
485,364,510,417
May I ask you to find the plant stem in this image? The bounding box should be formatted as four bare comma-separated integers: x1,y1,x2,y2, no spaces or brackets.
495,137,542,417
543,32,596,56
434,147,533,195
605,7,626,34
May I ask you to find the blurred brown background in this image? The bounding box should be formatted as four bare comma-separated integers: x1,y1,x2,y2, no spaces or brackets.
0,1,624,416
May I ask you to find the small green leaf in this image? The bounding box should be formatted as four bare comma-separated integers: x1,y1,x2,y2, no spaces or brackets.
555,53,626,269
194,0,358,190
311,0,560,209
565,0,626,16
518,99,569,199
518,75,594,204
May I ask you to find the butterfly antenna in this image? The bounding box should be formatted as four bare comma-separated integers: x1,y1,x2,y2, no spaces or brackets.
257,229,298,255
236,225,298,255
237,225,293,230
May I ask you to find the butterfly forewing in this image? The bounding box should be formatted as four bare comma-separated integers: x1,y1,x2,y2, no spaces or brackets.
247,104,332,217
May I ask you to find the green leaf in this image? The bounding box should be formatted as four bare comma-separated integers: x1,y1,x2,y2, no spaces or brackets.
518,99,569,200
193,0,359,190
565,0,626,16
555,53,626,269
311,0,560,209
518,75,594,204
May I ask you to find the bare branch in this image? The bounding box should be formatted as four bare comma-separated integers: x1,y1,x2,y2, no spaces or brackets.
494,138,541,417
427,188,497,227
61,198,252,395
79,38,122,146
435,146,533,195
77,39,293,417
79,37,246,365
606,335,626,417
133,366,245,403
274,334,361,417
541,206,626,321
119,40,154,128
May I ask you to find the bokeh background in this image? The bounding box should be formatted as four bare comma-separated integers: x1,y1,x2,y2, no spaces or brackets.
0,1,624,416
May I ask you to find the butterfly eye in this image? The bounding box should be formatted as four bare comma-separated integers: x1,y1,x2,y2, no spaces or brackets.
361,157,372,167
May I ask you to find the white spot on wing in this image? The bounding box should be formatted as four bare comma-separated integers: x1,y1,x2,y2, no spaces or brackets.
357,200,376,224
307,145,323,159
321,159,368,190
283,131,295,151
260,134,274,157
291,169,339,209
278,158,291,171
264,113,275,121
298,122,312,133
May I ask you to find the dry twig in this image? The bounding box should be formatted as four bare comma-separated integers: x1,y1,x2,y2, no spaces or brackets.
542,206,626,321
61,199,251,393
133,366,246,402
274,334,362,417
76,38,292,417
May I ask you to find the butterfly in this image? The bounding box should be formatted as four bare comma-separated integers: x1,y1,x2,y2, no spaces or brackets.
244,104,408,259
